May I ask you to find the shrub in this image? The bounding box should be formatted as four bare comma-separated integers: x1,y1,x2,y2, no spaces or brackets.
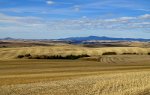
65,54,90,60
122,52,138,55
80,54,90,57
2,46,7,48
102,52,117,55
66,55,80,59
17,54,90,60
24,54,31,57
17,55,24,58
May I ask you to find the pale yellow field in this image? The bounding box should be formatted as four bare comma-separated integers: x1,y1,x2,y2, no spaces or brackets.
0,45,150,59
0,59,150,95
0,45,150,95
0,71,150,95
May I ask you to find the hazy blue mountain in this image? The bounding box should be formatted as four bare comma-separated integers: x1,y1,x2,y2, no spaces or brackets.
0,37,15,40
59,36,150,42
1,36,150,42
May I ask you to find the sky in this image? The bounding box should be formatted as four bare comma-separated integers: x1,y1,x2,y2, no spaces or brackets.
0,0,150,39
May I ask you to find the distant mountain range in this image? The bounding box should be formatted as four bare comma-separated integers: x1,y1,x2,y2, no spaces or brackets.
0,37,16,40
1,36,150,42
59,36,150,42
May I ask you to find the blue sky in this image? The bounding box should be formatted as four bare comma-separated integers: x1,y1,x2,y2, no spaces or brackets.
0,0,150,39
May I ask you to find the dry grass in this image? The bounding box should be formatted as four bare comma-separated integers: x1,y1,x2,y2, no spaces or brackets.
0,45,150,95
0,59,150,95
0,45,150,60
0,69,150,95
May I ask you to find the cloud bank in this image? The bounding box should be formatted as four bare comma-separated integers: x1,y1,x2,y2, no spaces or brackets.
0,13,149,32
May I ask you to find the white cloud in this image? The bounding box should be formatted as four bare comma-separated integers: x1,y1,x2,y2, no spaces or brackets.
139,14,150,19
0,13,43,25
104,17,136,23
46,0,54,5
119,17,136,20
0,13,150,33
136,9,150,12
73,5,80,12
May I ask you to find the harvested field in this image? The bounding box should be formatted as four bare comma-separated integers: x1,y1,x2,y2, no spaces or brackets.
0,45,150,60
0,45,150,95
0,59,150,95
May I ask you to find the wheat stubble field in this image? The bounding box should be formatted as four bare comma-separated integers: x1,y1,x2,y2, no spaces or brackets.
0,45,150,95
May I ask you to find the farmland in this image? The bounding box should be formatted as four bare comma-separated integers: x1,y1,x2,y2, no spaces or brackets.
1,0,150,94
0,44,150,95
0,44,150,59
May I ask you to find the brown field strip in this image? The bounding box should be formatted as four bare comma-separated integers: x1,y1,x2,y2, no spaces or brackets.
0,59,150,86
